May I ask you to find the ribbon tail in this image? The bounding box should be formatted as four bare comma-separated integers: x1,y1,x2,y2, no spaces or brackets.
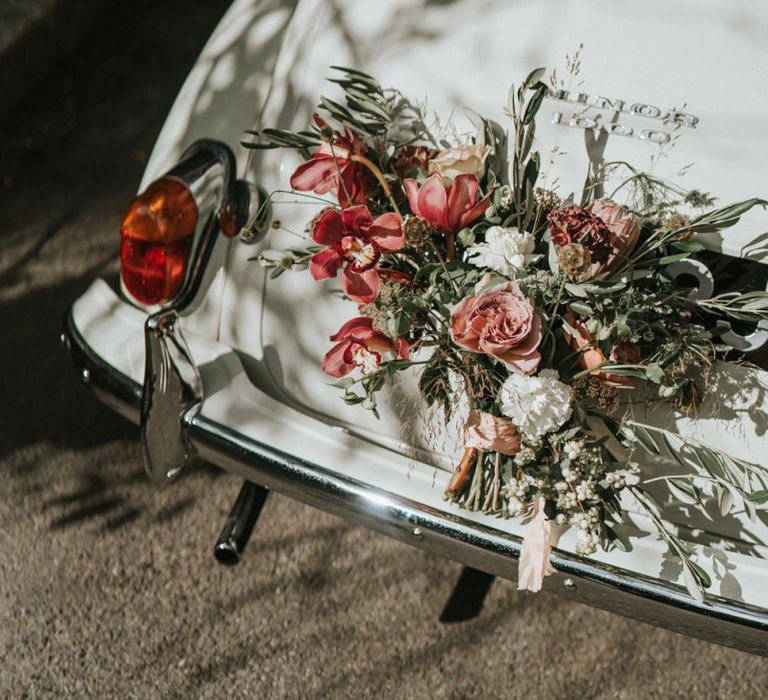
517,498,555,592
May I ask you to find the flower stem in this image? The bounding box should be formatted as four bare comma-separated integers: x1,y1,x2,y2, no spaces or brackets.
428,240,461,295
445,447,478,497
469,450,485,510
544,273,568,341
349,154,402,216
445,230,455,263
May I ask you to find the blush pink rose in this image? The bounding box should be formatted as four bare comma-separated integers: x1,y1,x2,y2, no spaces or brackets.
450,281,542,374
464,411,521,456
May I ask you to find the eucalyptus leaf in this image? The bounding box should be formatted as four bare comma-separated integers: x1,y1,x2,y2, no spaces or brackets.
670,240,705,253
718,488,735,516
667,479,700,506
569,302,594,317
565,282,588,298
746,489,768,504
457,228,475,247
523,66,546,87
330,377,355,390
659,252,694,266
681,563,705,603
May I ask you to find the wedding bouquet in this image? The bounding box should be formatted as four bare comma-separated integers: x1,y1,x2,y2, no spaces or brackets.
244,66,768,599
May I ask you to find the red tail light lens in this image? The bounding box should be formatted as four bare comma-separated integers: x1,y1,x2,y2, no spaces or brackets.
120,237,192,305
120,178,198,305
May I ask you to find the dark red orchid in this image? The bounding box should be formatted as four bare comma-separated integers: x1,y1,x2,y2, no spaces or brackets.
403,173,490,233
322,317,410,377
290,116,374,208
309,204,404,304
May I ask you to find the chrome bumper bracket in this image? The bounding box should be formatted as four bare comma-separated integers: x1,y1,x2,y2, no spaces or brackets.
141,309,202,483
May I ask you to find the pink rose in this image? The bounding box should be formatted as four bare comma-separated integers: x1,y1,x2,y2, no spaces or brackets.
464,411,521,456
588,199,640,277
450,281,542,373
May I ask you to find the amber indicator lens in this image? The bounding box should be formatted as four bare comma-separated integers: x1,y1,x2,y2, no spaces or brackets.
120,178,198,305
121,178,198,244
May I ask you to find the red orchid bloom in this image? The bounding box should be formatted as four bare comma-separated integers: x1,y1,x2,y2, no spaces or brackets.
403,173,490,233
290,116,374,208
322,317,410,377
309,204,404,304
376,267,411,286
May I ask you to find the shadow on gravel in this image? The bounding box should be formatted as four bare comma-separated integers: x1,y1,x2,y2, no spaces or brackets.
0,0,230,464
0,271,135,460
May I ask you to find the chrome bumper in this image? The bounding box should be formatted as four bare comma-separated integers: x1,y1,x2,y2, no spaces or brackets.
62,307,768,657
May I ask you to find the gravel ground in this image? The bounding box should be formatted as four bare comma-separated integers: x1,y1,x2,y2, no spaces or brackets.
1,2,767,698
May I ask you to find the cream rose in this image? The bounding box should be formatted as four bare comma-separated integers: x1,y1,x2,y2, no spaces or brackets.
428,144,490,185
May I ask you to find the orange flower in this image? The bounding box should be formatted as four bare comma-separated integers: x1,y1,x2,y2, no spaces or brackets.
564,310,637,389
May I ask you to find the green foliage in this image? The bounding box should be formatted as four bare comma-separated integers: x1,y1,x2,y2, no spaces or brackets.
418,355,453,416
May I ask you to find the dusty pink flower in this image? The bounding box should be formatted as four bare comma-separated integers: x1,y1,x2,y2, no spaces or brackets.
309,204,403,304
450,281,542,374
403,173,490,234
322,317,409,377
464,411,521,456
290,115,374,208
588,198,640,276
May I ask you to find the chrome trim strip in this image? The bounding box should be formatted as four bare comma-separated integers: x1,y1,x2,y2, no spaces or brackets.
62,308,141,424
62,307,768,656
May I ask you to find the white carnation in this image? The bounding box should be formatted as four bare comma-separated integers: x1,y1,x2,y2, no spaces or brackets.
466,226,536,277
499,369,573,438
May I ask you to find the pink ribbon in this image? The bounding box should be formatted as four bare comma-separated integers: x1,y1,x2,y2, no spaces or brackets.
463,410,521,456
517,498,556,592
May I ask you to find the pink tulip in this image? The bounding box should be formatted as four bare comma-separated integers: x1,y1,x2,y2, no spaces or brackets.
403,173,490,234
322,317,410,377
309,204,404,304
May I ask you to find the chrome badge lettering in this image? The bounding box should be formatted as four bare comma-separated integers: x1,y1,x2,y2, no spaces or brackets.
548,89,699,144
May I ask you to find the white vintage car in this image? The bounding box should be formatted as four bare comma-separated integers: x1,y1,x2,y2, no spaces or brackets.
63,0,768,654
